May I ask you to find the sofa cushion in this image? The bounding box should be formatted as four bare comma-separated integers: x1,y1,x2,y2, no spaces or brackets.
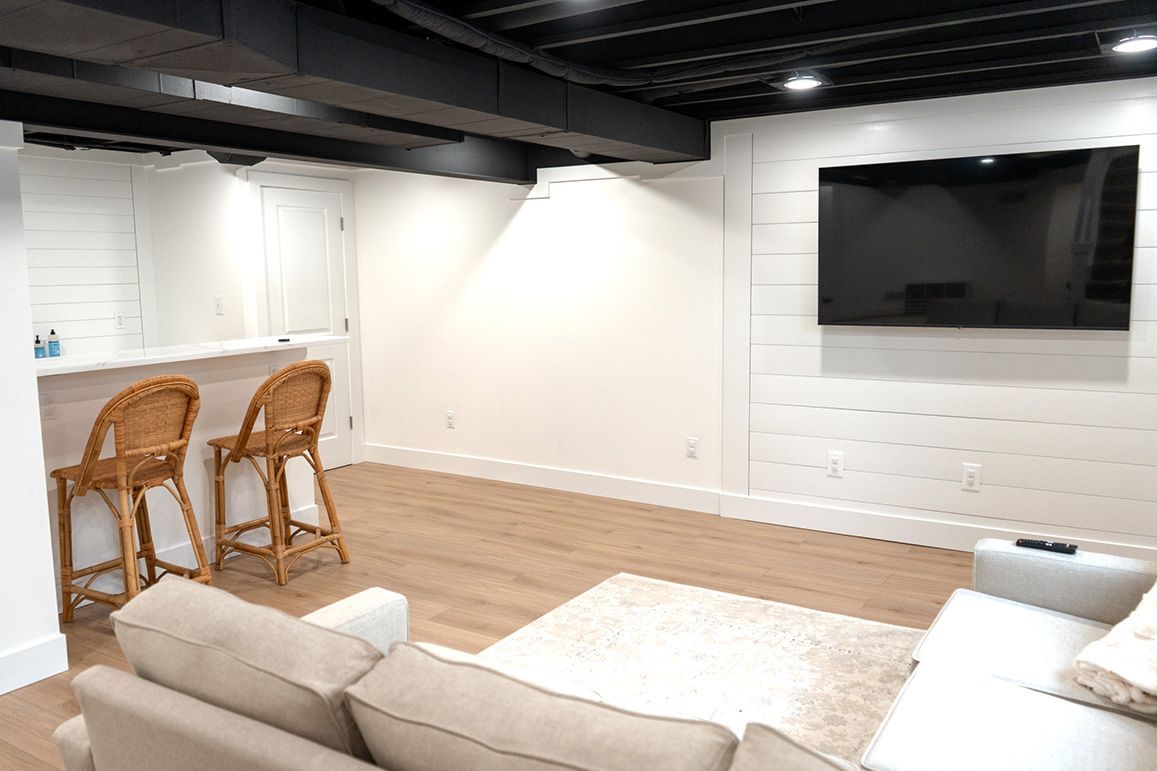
111,576,381,759
914,588,1115,710
728,723,857,771
862,665,1157,771
346,642,738,771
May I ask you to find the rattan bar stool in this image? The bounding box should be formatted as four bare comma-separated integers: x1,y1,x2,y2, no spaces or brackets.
209,360,350,585
52,375,213,621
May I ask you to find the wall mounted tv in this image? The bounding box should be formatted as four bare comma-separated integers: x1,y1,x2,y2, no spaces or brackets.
817,146,1140,330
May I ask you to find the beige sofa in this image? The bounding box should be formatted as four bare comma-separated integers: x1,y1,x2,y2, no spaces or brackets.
54,539,1157,770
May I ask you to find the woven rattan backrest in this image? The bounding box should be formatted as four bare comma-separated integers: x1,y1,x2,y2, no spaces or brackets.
75,375,200,491
230,361,332,457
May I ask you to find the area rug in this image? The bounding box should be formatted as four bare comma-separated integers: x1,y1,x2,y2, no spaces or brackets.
478,573,924,762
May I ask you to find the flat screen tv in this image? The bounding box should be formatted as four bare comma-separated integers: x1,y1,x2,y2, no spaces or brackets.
817,146,1140,330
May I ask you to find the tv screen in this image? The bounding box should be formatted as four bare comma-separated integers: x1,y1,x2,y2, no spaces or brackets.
817,146,1140,330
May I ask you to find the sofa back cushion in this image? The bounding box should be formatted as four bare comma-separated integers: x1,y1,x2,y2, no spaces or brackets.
346,643,738,771
111,576,381,759
728,723,856,771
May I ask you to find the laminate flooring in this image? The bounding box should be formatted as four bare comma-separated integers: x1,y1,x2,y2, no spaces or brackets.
0,462,973,769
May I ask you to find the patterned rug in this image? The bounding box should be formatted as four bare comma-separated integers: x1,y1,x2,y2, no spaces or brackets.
478,573,923,762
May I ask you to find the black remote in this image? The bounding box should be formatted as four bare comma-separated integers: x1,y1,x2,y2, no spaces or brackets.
1016,539,1077,554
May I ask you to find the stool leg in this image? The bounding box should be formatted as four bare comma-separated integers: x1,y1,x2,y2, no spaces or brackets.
266,456,288,585
213,448,226,571
175,475,212,584
313,453,350,564
57,479,74,623
117,485,142,602
277,467,294,544
135,490,158,586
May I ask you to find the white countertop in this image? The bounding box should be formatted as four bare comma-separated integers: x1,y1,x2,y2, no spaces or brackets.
36,334,349,377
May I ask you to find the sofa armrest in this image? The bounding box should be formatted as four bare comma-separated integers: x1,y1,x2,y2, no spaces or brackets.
300,587,408,654
973,539,1157,624
53,715,96,771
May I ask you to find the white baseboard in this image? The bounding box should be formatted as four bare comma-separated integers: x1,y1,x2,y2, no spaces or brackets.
363,444,720,514
723,493,1157,560
0,632,68,695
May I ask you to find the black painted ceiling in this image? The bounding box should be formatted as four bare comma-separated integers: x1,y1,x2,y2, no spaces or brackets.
326,0,1157,120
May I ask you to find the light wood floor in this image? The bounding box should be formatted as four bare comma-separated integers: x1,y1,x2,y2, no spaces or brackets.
0,462,972,769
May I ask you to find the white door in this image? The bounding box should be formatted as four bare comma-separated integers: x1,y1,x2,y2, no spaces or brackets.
261,187,353,469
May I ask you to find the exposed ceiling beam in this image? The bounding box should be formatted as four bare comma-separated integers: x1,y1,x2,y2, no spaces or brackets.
0,90,567,183
461,0,646,31
634,14,1156,102
612,0,1128,70
532,0,841,50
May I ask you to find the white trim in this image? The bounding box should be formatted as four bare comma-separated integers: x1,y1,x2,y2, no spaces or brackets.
722,493,1157,560
129,165,158,347
721,133,753,495
364,444,721,515
0,633,67,696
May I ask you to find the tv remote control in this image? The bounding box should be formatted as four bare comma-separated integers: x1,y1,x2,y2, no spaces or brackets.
1015,539,1077,554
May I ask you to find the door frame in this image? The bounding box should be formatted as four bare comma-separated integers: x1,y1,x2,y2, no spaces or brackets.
245,170,366,465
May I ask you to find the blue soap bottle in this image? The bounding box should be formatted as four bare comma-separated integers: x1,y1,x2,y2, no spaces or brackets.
34,335,46,359
47,329,61,357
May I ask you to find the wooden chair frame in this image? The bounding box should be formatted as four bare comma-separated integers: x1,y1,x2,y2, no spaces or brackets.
54,375,212,621
211,360,349,585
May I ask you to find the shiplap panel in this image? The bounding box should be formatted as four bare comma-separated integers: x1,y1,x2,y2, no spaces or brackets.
1138,208,1157,247
752,285,817,315
31,301,141,323
19,174,133,198
748,461,1156,536
752,254,817,285
30,284,139,304
752,192,818,224
752,161,817,194
26,267,140,286
752,223,818,254
22,211,135,233
750,403,1157,467
25,249,138,268
22,230,136,250
51,334,144,356
750,374,1157,431
42,316,144,340
18,155,131,180
21,193,135,215
751,342,1157,394
1140,172,1156,210
1136,248,1156,284
751,315,1157,357
750,433,1157,502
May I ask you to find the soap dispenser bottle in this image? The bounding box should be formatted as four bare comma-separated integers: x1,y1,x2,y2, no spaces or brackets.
34,335,46,359
47,329,61,357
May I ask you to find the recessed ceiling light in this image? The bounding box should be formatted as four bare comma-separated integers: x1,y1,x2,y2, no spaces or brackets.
980,157,995,164
783,74,824,91
1111,34,1157,53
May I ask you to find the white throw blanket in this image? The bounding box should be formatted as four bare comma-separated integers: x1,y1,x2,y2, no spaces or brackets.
1074,580,1157,714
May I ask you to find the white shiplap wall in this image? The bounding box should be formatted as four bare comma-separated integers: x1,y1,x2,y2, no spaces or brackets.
717,79,1157,556
21,154,145,355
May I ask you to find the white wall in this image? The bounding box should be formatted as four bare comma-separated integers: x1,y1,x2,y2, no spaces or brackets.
0,121,68,695
354,169,724,511
148,160,256,345
716,77,1157,557
20,152,146,355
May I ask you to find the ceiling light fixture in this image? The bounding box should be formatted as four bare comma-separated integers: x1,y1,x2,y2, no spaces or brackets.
980,157,996,164
783,73,824,91
1111,33,1157,53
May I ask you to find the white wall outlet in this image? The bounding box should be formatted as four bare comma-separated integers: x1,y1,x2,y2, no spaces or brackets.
113,313,125,330
686,436,699,459
445,410,456,429
213,295,225,316
962,463,982,492
826,450,845,478
41,392,57,422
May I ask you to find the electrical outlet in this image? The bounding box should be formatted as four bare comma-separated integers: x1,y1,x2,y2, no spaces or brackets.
113,313,125,330
962,463,982,492
826,450,845,478
445,410,455,430
213,295,225,316
686,436,699,459
41,392,57,422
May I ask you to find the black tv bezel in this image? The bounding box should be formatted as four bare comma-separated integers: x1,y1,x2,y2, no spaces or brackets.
815,145,1141,332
